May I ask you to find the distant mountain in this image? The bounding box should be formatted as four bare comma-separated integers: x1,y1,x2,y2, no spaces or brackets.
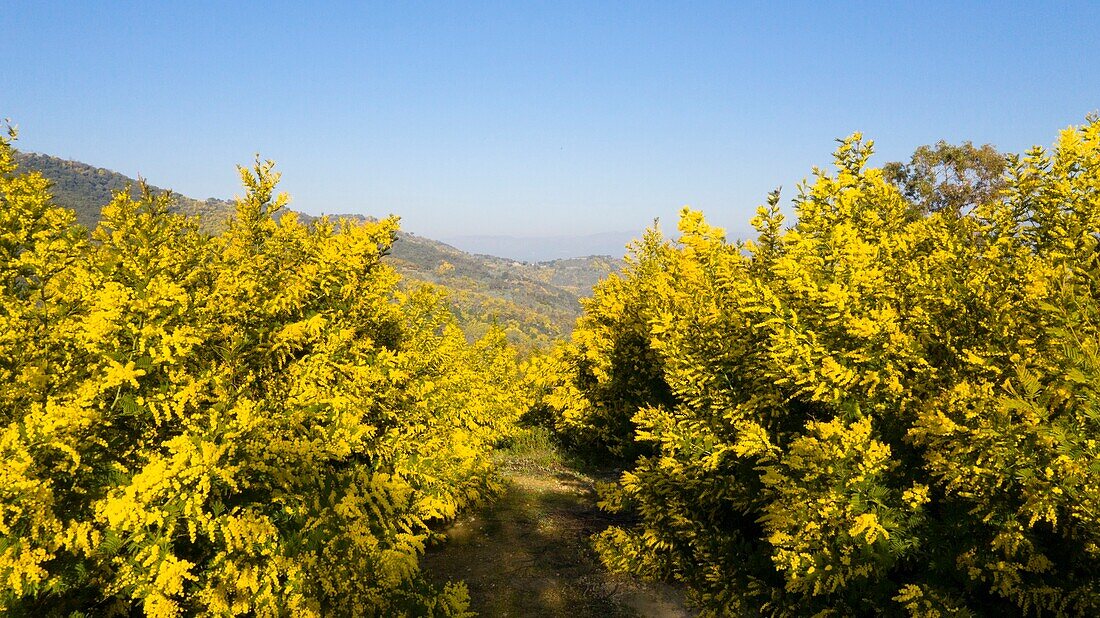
441,231,639,263
387,232,617,346
13,151,620,349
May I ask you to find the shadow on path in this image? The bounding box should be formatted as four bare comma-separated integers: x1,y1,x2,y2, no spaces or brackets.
421,463,691,617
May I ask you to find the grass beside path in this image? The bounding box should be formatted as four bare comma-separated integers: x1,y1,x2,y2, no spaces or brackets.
421,429,692,617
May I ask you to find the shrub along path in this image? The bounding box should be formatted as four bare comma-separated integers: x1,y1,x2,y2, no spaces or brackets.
421,430,691,617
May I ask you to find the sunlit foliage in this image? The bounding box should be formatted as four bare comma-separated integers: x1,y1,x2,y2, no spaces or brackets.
0,126,524,616
535,117,1100,616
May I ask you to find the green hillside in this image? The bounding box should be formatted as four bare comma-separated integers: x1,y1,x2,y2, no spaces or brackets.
13,151,237,231
15,151,619,349
388,232,617,348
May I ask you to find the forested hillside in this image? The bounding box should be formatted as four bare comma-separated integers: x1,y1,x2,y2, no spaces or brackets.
14,151,618,351
388,233,616,348
13,152,238,231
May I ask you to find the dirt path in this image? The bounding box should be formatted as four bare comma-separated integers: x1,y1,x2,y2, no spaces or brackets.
421,444,692,617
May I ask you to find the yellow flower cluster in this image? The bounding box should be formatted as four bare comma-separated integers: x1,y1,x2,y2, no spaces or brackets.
0,127,523,616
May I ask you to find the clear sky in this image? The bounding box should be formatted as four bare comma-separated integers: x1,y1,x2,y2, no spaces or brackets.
2,1,1097,240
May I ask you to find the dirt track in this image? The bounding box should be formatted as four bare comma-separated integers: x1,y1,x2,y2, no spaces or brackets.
422,458,692,617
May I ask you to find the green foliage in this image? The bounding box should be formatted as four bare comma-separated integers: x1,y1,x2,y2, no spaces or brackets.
883,140,1007,215
0,129,525,616
534,118,1100,615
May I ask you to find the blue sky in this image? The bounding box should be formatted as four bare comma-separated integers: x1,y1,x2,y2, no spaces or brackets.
2,1,1097,240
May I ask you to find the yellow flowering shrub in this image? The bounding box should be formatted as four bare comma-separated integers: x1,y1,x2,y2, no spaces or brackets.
540,118,1100,615
524,228,676,459
0,126,524,616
